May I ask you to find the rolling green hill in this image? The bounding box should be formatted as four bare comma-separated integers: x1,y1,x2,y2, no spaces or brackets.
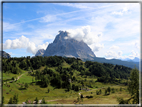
2,56,139,104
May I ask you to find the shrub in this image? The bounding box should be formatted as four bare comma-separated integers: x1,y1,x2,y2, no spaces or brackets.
12,77,14,80
25,83,28,89
111,88,115,93
80,94,83,98
86,95,93,98
117,97,128,104
105,89,107,95
120,87,122,91
34,97,38,104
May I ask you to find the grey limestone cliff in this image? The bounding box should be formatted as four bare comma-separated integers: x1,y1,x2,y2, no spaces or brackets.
43,31,96,60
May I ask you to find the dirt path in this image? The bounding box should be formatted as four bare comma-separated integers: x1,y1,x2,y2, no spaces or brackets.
46,99,60,102
16,71,29,81
4,71,29,84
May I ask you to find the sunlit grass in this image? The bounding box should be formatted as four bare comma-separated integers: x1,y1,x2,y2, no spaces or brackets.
2,65,132,104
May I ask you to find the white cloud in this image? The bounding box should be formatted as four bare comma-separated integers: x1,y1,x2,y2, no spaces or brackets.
109,45,119,50
105,50,123,59
40,15,57,23
66,25,102,45
112,11,123,15
3,39,12,49
55,3,93,9
3,35,49,55
26,42,37,54
37,42,48,50
3,35,29,49
27,42,48,55
105,43,140,59
89,43,104,52
105,50,118,59
117,50,139,60
103,45,121,59
111,4,129,16
55,3,113,10
122,7,128,12
89,3,140,44
3,22,19,32
135,41,140,50
128,50,139,59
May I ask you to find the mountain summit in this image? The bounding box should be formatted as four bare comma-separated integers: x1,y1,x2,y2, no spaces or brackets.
43,31,96,60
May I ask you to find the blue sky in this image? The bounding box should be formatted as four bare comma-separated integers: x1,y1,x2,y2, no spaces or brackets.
2,3,140,59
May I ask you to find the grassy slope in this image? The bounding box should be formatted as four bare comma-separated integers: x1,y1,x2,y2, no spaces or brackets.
2,62,132,104
3,79,130,104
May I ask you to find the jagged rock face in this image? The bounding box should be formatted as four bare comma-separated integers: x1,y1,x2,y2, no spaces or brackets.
43,31,96,60
0,51,11,58
35,49,45,56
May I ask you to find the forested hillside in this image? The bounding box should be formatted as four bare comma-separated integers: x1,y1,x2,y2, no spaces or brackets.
2,56,139,104
2,56,131,86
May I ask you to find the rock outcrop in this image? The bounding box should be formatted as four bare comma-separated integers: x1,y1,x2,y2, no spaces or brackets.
0,51,11,58
35,49,45,56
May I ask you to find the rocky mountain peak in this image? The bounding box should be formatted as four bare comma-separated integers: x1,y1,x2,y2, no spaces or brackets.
43,31,96,60
53,30,70,43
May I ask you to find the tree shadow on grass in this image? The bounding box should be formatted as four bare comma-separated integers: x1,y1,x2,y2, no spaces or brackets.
64,89,70,92
103,93,110,96
35,81,47,88
18,87,26,90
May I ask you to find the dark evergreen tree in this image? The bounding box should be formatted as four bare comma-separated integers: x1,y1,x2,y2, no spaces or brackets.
128,67,139,104
107,87,111,95
25,83,28,89
2,96,4,104
8,97,13,104
34,97,38,104
13,94,18,104
105,89,107,95
41,98,46,104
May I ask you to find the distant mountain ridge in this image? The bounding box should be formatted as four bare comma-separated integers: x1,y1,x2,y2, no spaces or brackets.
43,31,96,60
121,57,139,62
82,57,139,69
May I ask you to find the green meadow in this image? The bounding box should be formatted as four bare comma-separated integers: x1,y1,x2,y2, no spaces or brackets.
3,67,131,104
2,56,139,104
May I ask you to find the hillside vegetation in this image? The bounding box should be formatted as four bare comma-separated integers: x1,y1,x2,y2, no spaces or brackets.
2,56,139,104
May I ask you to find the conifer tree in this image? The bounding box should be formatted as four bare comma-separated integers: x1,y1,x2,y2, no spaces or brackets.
13,94,18,104
8,97,13,104
34,97,38,104
41,98,46,104
105,89,107,95
128,67,139,104
25,83,28,89
107,87,110,95
2,96,4,104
